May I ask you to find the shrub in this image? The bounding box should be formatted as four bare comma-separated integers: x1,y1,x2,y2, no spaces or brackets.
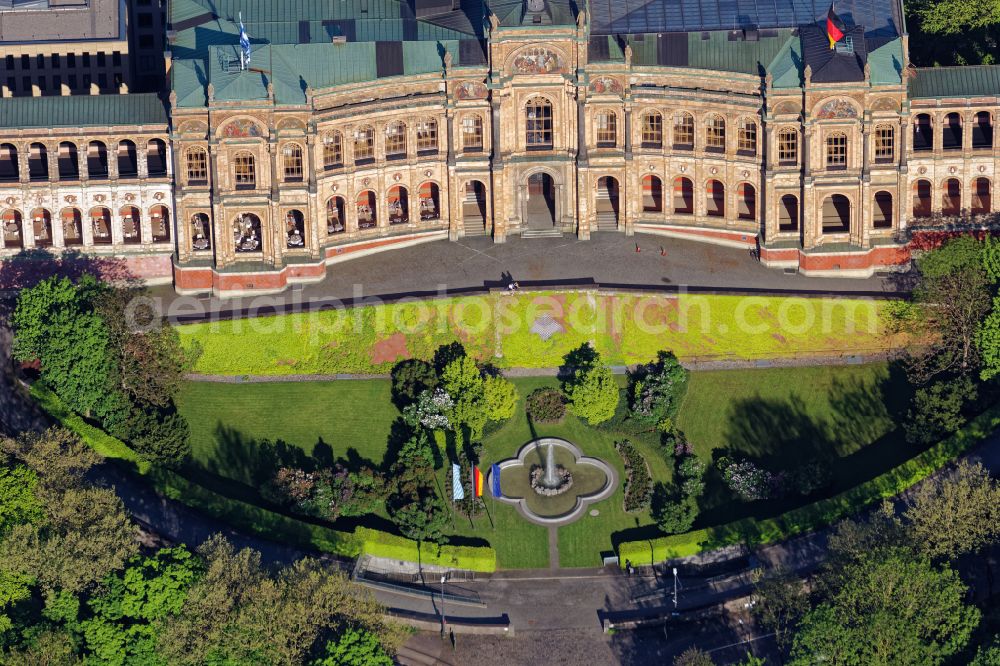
616,440,653,512
482,375,518,423
785,461,833,496
905,376,977,444
525,388,566,423
717,456,774,501
564,354,619,425
628,351,689,428
677,455,706,497
390,359,438,408
402,388,453,431
653,492,697,535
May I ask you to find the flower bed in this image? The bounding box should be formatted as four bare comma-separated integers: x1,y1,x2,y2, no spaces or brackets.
615,439,653,512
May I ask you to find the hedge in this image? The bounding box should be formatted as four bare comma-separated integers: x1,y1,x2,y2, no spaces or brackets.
30,383,496,572
356,528,496,573
619,402,1000,567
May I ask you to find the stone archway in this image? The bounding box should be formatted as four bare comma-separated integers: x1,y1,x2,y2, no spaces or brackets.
525,172,556,229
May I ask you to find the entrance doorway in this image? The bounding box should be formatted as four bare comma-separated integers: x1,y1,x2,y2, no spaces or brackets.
526,173,555,229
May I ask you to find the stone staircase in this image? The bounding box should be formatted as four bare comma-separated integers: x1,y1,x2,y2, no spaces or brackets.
521,227,564,239
462,216,488,237
594,211,619,231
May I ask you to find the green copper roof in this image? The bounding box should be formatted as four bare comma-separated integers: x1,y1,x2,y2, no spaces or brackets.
867,38,903,86
687,29,793,75
0,93,168,128
767,35,803,89
909,65,1000,98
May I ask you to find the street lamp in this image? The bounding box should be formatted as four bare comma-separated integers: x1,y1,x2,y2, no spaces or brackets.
440,575,447,637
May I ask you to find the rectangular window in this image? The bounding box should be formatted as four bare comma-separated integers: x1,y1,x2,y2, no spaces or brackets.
4,55,13,69
234,154,255,188
69,75,77,89
874,126,894,162
738,119,757,154
37,77,46,91
778,130,797,165
673,113,694,148
462,116,483,151
52,54,60,68
83,74,92,89
21,76,30,91
138,13,153,27
385,124,406,156
353,128,374,162
826,133,847,168
596,112,616,146
36,54,44,68
139,35,154,49
323,134,342,167
113,51,122,66
186,150,208,183
20,55,29,69
525,100,553,149
641,113,662,147
706,117,725,150
416,120,438,152
97,52,106,67
83,53,91,67
52,75,60,91
68,53,76,68
282,145,303,180
98,73,107,89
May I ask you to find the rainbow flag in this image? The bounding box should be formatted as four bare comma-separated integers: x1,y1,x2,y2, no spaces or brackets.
472,466,484,497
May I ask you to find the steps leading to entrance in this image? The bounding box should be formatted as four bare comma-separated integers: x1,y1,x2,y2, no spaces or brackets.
463,218,488,237
595,212,619,231
521,228,564,239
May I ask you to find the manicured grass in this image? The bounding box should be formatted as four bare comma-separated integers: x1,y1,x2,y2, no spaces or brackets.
178,291,903,375
175,364,913,569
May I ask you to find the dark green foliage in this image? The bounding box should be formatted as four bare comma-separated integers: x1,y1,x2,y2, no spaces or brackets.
390,359,438,408
312,627,393,666
627,351,689,429
387,434,449,544
561,345,619,425
652,485,697,534
785,462,833,497
525,388,566,423
432,341,466,373
615,440,652,512
905,376,977,445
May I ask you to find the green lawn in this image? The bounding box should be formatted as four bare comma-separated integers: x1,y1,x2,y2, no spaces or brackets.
177,292,903,375
175,363,912,569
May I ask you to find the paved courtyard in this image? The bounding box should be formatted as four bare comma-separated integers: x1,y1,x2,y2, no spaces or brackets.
150,232,904,313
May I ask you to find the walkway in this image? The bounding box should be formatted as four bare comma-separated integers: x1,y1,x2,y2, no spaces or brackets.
147,232,905,316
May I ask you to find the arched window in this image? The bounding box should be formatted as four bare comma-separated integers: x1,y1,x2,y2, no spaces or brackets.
705,115,725,151
190,213,211,250
595,110,617,146
326,197,346,234
943,113,962,150
28,143,48,181
913,180,932,218
673,112,694,149
388,186,409,224
2,210,23,248
777,128,798,165
285,209,305,247
641,111,662,147
147,139,167,176
150,205,170,242
973,112,994,149
942,178,961,216
972,178,992,215
87,141,108,179
737,183,756,220
233,152,255,189
706,180,725,217
282,143,303,181
419,182,440,221
186,147,208,185
641,175,662,212
778,194,798,231
90,207,112,244
385,121,407,157
874,124,894,163
873,191,893,229
61,208,83,246
357,191,377,229
233,213,262,252
353,126,375,162
526,97,553,149
673,177,693,214
57,142,79,180
737,118,757,155
117,140,137,178
323,132,343,168
0,144,18,182
821,194,850,233
913,114,933,151
826,132,847,168
416,119,438,152
31,209,52,247
120,206,141,244
462,116,484,152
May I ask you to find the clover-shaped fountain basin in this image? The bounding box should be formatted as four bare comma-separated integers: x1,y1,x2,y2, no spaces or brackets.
487,438,617,526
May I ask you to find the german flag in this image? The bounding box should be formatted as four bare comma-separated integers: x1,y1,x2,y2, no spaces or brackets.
826,5,846,49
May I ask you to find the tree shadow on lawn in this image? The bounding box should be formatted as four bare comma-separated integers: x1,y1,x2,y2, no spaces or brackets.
688,362,912,528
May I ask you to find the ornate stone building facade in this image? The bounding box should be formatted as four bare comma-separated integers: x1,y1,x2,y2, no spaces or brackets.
1,0,998,295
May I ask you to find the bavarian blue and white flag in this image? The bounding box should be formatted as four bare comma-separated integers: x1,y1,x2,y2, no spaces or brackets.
451,463,465,500
238,13,251,69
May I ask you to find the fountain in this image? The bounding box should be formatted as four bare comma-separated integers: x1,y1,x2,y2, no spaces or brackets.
531,441,573,496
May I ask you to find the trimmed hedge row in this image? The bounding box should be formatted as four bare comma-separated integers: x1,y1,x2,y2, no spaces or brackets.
30,384,497,572
619,402,1000,566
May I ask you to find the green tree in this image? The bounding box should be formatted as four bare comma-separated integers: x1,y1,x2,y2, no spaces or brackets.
903,460,1000,560
312,627,393,666
387,435,449,544
12,275,114,417
970,636,1000,666
482,375,518,423
79,547,202,666
674,646,715,666
751,567,809,654
0,464,43,535
909,0,1000,35
652,488,697,535
389,359,438,408
904,375,978,445
790,549,979,665
2,629,81,665
441,356,487,436
1,428,101,491
565,363,619,425
978,296,1000,381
